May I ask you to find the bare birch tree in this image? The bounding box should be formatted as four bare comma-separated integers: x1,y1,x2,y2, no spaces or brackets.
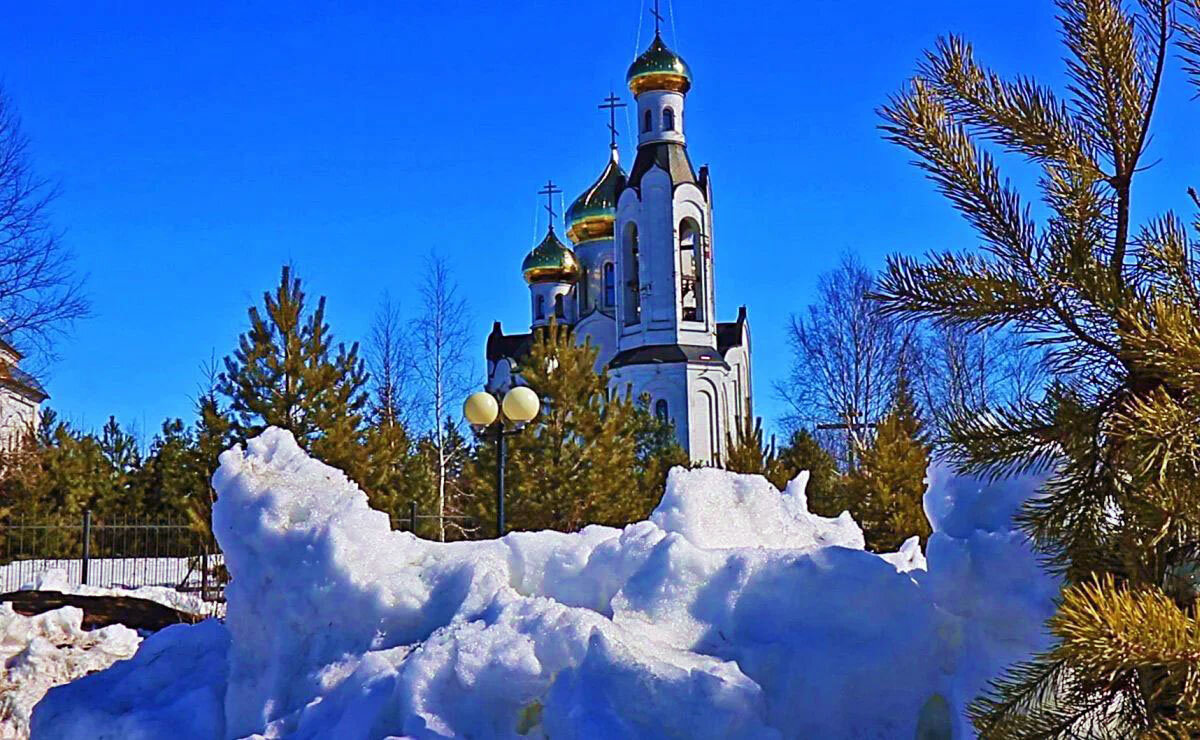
0,86,88,364
777,254,910,467
412,254,472,541
914,325,1047,437
367,293,416,428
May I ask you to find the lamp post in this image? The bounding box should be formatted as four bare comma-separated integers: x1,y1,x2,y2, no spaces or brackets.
463,386,540,537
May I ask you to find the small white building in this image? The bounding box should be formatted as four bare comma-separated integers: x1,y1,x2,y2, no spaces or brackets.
486,31,752,465
0,339,47,450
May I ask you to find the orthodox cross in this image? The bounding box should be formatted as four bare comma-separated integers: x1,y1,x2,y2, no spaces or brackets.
538,180,562,228
598,92,627,150
650,0,664,36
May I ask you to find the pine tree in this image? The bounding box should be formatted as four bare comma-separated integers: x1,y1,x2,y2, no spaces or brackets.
771,429,845,517
842,375,931,552
630,396,689,512
724,414,772,476
134,418,200,522
465,323,677,533
218,265,368,476
877,1,1200,733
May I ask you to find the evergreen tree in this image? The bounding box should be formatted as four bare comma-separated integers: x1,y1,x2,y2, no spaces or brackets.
877,1,1200,733
771,428,845,516
184,384,237,539
465,323,679,533
134,418,199,522
630,396,689,510
842,375,931,552
218,265,368,476
724,414,773,476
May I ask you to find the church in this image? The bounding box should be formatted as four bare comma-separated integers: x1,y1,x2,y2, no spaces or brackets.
485,24,752,466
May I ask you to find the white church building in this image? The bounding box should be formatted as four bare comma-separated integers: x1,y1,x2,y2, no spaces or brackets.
0,338,47,450
486,29,752,465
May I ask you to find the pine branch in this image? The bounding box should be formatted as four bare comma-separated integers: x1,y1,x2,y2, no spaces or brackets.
919,35,1101,174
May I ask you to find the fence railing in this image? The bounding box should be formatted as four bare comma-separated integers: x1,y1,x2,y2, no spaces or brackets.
0,509,224,604
396,500,477,538
0,503,477,607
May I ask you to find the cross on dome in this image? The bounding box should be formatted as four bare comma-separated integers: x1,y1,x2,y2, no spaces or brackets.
537,180,562,229
598,92,627,151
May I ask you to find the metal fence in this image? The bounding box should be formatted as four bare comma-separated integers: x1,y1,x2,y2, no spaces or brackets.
0,503,477,606
0,509,224,603
395,501,478,539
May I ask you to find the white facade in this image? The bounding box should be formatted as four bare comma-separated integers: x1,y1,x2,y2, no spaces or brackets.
486,33,751,465
0,342,46,451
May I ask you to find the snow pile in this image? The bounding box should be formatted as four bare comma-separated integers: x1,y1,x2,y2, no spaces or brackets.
0,602,140,738
33,428,1058,738
20,568,219,617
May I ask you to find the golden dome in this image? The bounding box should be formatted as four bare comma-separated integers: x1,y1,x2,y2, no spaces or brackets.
522,228,582,284
566,148,624,245
626,34,692,96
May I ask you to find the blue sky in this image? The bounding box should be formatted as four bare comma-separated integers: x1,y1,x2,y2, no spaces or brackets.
2,1,1198,442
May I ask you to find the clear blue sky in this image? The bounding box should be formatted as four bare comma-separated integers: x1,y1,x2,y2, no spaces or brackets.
2,1,1197,442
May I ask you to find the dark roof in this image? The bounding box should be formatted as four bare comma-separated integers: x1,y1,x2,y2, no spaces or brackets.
0,337,22,360
1,364,48,402
716,306,749,358
486,322,533,363
608,343,729,370
627,142,698,191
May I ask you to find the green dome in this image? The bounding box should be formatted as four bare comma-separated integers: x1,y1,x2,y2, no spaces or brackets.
626,34,692,95
522,228,582,284
566,149,625,245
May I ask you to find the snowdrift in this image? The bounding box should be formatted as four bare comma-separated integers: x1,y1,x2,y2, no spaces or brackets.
0,602,140,738
32,428,1058,739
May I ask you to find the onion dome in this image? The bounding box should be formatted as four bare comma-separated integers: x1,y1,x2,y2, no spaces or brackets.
522,228,582,284
626,33,692,96
566,149,625,245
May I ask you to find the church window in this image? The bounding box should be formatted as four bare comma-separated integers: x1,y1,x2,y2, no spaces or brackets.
603,262,615,307
623,224,641,326
655,399,669,422
663,107,675,131
535,295,545,320
642,109,652,132
554,293,565,319
679,218,704,322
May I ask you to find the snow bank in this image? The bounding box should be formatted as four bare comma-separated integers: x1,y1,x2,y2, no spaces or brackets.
33,428,1058,739
0,602,140,738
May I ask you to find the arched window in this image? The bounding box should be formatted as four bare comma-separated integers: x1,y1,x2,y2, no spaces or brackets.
554,293,565,319
642,109,652,132
623,224,641,326
679,218,704,322
655,399,669,422
603,262,615,307
535,295,545,320
663,107,675,131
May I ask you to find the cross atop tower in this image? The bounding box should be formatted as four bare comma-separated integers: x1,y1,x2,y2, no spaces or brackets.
538,180,562,228
598,92,627,151
650,0,664,36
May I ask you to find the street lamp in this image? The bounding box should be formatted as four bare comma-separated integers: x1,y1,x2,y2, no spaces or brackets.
463,386,540,537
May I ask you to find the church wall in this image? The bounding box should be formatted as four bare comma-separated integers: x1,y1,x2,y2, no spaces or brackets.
609,363,691,452
635,90,686,147
0,387,38,451
529,281,576,328
574,239,615,317
687,370,725,463
575,312,617,371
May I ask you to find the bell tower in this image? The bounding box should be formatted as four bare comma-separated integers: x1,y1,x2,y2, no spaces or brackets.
610,21,734,464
